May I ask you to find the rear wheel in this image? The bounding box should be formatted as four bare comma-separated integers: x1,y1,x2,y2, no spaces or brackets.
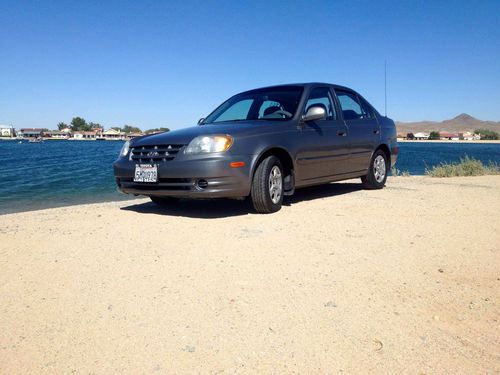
361,149,388,189
251,156,284,213
150,196,180,206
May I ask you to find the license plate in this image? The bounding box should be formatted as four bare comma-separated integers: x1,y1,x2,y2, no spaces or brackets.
134,164,158,183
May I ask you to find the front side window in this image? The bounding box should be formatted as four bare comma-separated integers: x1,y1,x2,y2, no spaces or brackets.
204,87,304,124
304,87,336,120
336,91,364,120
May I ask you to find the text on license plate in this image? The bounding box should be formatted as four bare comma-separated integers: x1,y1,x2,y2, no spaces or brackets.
134,164,158,183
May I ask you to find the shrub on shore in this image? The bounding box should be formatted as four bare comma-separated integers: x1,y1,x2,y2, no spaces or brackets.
429,131,440,140
425,156,499,177
391,166,411,176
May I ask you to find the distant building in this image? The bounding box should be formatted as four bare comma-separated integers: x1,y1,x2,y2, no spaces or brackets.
19,128,44,138
0,125,15,138
73,131,95,141
60,127,73,134
413,132,429,140
101,128,125,140
126,132,145,139
459,132,480,141
73,131,97,140
44,131,69,140
439,132,459,141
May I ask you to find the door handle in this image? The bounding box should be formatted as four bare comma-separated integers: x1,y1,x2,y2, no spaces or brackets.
337,130,347,137
373,129,380,135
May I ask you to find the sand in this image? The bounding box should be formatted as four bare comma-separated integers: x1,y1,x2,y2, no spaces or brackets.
1,176,499,374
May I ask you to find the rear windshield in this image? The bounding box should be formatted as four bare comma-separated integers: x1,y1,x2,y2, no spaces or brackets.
203,86,304,124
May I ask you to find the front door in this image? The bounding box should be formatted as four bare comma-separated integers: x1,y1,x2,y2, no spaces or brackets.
295,87,350,183
335,90,380,173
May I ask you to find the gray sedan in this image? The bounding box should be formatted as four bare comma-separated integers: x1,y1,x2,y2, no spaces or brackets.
114,83,399,213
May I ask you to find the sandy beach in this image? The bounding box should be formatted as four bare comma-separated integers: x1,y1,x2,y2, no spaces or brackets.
1,176,499,374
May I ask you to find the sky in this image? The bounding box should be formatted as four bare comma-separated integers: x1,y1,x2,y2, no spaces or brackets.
1,0,499,130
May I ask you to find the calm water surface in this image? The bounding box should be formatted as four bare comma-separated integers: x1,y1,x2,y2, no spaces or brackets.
0,140,498,214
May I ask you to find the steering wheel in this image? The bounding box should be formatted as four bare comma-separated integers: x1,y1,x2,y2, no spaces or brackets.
273,109,292,118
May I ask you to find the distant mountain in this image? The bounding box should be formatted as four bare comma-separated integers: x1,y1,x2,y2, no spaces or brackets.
395,114,500,135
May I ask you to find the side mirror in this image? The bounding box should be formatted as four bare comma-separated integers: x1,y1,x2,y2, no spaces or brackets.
303,106,326,122
197,118,205,125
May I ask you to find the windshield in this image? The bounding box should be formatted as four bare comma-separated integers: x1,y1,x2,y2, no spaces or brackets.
203,86,304,124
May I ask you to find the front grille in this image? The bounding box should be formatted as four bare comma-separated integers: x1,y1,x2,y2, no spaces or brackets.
130,144,184,162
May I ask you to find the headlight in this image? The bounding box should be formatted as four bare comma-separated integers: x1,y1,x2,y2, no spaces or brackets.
120,140,130,157
185,135,233,155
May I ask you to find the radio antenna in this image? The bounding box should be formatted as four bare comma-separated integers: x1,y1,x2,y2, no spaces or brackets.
384,60,387,117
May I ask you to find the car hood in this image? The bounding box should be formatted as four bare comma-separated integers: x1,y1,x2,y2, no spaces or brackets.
131,122,276,146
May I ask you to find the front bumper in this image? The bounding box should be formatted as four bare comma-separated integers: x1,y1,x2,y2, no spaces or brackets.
113,154,253,198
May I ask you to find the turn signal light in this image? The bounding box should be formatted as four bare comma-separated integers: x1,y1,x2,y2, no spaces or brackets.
230,161,246,168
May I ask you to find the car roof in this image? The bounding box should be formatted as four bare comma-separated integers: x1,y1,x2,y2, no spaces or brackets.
241,82,355,94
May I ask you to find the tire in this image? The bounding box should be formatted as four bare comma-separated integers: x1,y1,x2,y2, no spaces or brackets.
251,156,284,213
150,196,180,206
361,149,388,189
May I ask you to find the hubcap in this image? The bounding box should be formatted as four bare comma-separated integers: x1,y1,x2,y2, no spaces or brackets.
268,166,283,204
373,155,386,183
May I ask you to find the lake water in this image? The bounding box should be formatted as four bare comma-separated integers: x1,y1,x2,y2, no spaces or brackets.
0,140,499,214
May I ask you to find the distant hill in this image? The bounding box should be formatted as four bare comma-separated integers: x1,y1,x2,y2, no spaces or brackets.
396,114,500,135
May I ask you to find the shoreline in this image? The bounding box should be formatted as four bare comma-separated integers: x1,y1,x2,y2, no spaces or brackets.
1,174,499,215
3,138,500,144
0,138,126,141
0,194,139,216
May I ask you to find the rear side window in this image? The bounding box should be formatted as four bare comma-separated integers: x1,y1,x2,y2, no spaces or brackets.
336,91,364,120
304,87,336,120
359,97,374,119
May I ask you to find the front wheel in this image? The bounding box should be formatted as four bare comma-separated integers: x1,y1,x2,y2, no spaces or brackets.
251,156,284,214
361,150,388,189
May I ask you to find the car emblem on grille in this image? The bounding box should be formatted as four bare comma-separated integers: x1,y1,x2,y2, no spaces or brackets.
147,151,159,157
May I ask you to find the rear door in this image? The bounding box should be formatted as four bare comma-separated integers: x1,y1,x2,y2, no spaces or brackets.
335,90,380,172
295,87,350,182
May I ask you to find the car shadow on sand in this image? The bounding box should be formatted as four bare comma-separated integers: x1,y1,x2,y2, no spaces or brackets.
120,182,363,219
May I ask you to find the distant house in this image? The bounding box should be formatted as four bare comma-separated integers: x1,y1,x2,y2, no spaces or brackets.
0,125,15,138
459,132,480,141
413,132,429,140
126,132,145,139
101,128,125,140
44,131,69,140
19,128,44,138
73,131,97,140
60,127,73,134
439,132,459,141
